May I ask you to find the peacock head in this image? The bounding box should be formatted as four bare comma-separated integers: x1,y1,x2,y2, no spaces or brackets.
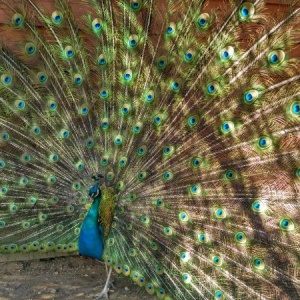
89,174,104,199
88,185,100,199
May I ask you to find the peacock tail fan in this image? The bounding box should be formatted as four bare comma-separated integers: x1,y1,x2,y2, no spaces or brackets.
0,0,300,299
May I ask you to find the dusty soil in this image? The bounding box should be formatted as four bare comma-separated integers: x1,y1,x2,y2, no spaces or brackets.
0,256,156,300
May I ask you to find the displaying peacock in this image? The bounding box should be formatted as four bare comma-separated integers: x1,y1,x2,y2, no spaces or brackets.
0,0,300,299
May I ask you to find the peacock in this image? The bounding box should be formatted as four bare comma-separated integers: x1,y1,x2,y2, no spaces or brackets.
0,0,300,299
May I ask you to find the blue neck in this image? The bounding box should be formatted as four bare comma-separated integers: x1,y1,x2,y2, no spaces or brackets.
86,195,101,221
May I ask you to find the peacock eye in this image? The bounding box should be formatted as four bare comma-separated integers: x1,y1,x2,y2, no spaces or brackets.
166,22,176,35
37,72,48,83
252,257,265,270
114,135,123,145
244,89,259,104
257,136,272,149
215,290,224,299
163,226,173,236
290,102,300,116
197,13,210,28
128,35,138,48
12,13,24,26
64,46,75,58
235,232,247,244
92,18,102,32
239,2,255,20
171,81,180,91
137,145,147,156
189,184,201,196
1,74,12,86
279,218,295,231
123,69,132,81
145,90,154,103
60,129,70,138
187,116,198,127
225,170,237,180
215,208,226,219
119,157,127,167
101,118,109,130
154,115,162,125
221,121,234,134
25,43,36,55
157,56,167,69
219,46,234,61
100,88,109,99
137,171,147,180
15,100,25,110
182,273,192,283
52,11,63,24
121,104,131,116
74,74,83,85
206,81,219,95
79,106,89,115
268,50,285,65
98,54,107,66
133,122,142,134
131,1,141,10
32,126,41,135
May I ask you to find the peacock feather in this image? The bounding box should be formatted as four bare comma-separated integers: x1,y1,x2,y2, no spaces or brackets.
0,0,300,299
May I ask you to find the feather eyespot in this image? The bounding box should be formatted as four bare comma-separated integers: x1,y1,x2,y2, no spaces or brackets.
52,11,63,24
239,2,255,20
60,129,69,138
131,1,141,10
92,18,102,32
128,35,138,48
221,121,234,134
114,135,123,145
219,46,234,61
12,13,24,26
101,118,109,130
291,102,300,116
252,258,265,270
166,22,176,35
15,100,25,110
25,43,36,55
214,290,225,300
64,46,75,58
268,50,285,65
197,13,210,28
215,208,226,219
123,69,132,81
280,218,295,231
235,232,247,244
73,73,83,85
37,72,48,83
133,122,142,134
206,81,219,95
1,74,12,86
119,157,127,167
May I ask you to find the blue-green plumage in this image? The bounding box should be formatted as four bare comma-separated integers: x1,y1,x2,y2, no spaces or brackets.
78,185,104,261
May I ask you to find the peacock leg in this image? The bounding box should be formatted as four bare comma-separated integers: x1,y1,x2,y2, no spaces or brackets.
95,266,113,300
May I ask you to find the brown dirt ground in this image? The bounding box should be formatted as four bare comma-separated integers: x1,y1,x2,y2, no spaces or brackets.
0,256,156,300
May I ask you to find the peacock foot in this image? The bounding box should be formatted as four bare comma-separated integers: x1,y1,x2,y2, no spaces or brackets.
95,288,109,300
95,266,114,299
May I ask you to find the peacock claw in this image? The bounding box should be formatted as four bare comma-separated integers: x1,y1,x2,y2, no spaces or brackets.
95,288,109,300
95,266,114,300
95,281,115,299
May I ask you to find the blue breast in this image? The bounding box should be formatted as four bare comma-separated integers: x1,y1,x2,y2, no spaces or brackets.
78,190,104,261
